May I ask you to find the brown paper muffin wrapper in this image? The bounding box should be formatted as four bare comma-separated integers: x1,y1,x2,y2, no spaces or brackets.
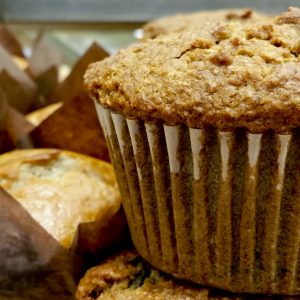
95,102,300,295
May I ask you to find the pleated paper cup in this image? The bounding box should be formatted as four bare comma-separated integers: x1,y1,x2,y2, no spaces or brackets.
95,101,300,295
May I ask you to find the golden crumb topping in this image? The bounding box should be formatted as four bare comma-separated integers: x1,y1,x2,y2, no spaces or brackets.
142,8,271,39
76,250,208,300
85,8,300,133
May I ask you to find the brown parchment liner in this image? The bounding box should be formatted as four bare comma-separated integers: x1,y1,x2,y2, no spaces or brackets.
0,187,78,299
96,102,300,295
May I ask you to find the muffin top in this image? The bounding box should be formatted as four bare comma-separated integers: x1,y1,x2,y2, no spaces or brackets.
85,7,300,133
0,149,120,248
76,249,208,300
143,8,271,39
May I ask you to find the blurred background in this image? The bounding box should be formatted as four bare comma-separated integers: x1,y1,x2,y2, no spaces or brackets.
1,0,300,64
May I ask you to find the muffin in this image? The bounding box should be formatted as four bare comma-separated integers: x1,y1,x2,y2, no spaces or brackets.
76,249,294,300
76,249,213,300
85,7,300,295
0,149,122,252
143,8,271,39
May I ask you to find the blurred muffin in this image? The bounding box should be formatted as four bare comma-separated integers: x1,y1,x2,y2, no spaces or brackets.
0,149,122,252
85,7,300,295
76,249,208,300
143,8,271,39
77,249,294,300
26,102,62,126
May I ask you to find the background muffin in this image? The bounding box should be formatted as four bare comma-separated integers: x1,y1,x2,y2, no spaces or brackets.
85,7,300,295
77,249,208,300
77,249,296,300
0,149,122,253
143,8,271,39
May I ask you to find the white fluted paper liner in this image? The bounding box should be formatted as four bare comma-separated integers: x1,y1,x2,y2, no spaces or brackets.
95,101,300,295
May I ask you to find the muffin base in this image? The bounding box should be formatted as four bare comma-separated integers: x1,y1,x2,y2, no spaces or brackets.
96,102,300,295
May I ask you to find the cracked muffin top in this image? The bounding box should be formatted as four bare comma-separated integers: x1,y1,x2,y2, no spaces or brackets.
85,7,300,133
143,8,271,39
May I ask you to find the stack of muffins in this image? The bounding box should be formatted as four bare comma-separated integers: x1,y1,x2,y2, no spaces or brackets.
84,7,300,296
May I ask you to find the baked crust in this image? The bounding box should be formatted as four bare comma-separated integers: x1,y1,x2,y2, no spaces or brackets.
143,8,271,39
76,250,208,300
0,149,121,249
85,7,300,133
76,249,297,299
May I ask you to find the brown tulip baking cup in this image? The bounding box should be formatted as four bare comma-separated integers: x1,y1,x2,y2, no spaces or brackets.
95,102,300,295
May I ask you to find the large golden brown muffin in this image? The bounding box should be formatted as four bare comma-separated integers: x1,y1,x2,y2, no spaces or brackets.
85,7,300,295
143,8,271,39
86,7,300,133
0,149,121,251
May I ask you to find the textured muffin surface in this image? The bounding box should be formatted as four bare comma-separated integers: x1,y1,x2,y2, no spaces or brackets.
76,250,297,299
143,8,271,39
0,149,121,248
76,250,209,300
85,7,300,133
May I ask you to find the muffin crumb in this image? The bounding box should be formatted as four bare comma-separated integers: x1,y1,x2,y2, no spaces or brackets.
226,9,252,20
210,51,233,66
276,6,300,24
